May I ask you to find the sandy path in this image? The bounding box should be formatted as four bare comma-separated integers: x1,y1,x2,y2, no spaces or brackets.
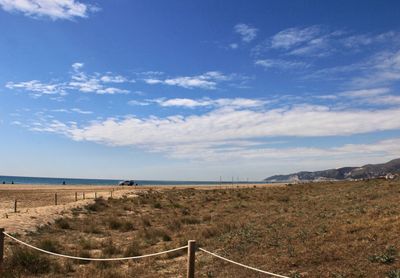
0,185,138,234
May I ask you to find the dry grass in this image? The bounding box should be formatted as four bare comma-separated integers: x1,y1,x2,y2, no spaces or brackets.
2,179,400,277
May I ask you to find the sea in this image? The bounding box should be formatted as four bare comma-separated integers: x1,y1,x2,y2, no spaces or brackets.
0,175,264,186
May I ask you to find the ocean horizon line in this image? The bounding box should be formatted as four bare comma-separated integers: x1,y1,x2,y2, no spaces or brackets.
0,175,265,186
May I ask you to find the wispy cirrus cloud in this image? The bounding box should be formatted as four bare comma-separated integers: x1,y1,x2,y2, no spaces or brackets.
339,88,390,98
254,26,400,59
234,23,258,43
140,97,268,109
5,63,130,98
306,49,400,87
51,108,93,114
144,71,233,90
6,80,67,98
0,0,98,20
351,50,400,87
338,87,400,105
270,26,322,50
69,63,130,94
255,59,309,70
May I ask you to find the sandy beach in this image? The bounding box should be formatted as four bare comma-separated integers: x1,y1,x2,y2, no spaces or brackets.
0,185,139,234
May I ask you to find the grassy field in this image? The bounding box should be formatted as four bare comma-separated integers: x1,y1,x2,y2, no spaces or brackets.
2,179,400,277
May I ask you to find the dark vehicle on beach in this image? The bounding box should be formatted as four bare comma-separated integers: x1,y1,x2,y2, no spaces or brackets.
118,180,136,186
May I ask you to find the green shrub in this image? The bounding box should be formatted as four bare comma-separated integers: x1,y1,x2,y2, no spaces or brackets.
108,219,122,230
86,197,108,212
120,221,135,232
9,246,53,274
101,240,120,256
38,239,59,253
124,241,141,257
181,216,201,225
387,270,400,278
162,233,172,241
83,224,102,234
142,218,151,227
55,218,71,229
369,246,397,264
79,237,95,250
75,250,91,265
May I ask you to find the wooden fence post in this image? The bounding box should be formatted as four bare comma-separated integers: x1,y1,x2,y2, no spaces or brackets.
83,192,85,200
0,227,4,272
95,192,97,199
14,199,17,213
110,191,113,198
187,240,196,278
75,192,77,201
55,193,58,205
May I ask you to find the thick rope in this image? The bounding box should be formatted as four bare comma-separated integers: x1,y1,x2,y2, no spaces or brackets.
3,232,187,261
199,248,290,278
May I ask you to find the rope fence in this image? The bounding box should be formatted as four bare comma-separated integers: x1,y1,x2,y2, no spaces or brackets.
3,232,187,261
0,230,290,278
199,247,290,278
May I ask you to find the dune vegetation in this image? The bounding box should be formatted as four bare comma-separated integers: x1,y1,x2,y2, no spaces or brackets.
2,179,400,277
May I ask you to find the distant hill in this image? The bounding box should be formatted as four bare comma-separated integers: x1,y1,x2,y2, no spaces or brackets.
264,158,400,183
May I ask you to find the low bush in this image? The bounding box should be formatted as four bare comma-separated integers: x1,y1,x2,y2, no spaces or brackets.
369,246,397,264
55,218,71,229
38,239,59,253
8,246,53,274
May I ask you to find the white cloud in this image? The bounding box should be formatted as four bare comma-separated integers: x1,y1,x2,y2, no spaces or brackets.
271,26,321,49
95,87,129,95
234,23,258,43
351,50,400,87
6,62,130,97
339,88,390,98
0,0,98,20
337,87,400,105
258,27,400,60
72,62,84,70
151,97,267,109
70,63,130,94
127,100,150,106
5,80,67,97
51,108,92,114
27,104,400,162
229,43,239,49
144,71,231,90
341,31,400,49
71,108,92,114
100,74,127,83
255,59,308,70
143,78,162,85
304,48,400,86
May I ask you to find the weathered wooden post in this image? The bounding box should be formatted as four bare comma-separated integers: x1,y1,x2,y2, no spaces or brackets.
187,240,196,278
95,192,97,199
83,192,85,200
0,228,4,272
55,193,58,205
14,199,17,213
75,192,78,201
110,191,113,198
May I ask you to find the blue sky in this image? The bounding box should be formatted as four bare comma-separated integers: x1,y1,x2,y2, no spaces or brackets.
1,0,400,180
